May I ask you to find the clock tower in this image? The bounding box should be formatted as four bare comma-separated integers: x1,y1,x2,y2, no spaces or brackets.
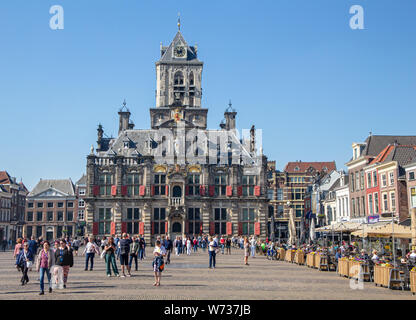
151,27,207,129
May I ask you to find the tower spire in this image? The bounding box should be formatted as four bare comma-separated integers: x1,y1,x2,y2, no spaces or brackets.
177,12,181,31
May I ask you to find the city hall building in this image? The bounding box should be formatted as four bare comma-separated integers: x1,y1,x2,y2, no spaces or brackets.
84,27,269,243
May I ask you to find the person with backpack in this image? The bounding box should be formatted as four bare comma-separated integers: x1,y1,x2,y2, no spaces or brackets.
118,233,132,277
15,241,34,286
129,236,139,272
152,240,165,286
208,236,218,269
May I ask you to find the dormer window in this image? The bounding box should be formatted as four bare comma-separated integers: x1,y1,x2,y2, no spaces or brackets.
294,166,300,172
124,142,129,149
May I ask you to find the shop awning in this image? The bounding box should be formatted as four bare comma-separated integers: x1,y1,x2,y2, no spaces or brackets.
351,223,412,239
315,221,362,233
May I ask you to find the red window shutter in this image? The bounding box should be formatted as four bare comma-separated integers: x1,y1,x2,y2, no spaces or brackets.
226,222,232,235
209,185,215,197
92,222,98,235
209,222,215,236
121,222,127,234
139,185,145,196
238,222,243,235
254,185,261,197
151,222,155,235
199,185,205,196
151,185,155,196
185,185,189,196
139,222,144,235
165,185,169,196
200,224,203,234
237,186,243,197
110,222,116,235
255,222,261,236
121,186,127,196
226,185,233,197
93,185,99,196
165,222,168,234
185,221,189,235
111,185,117,196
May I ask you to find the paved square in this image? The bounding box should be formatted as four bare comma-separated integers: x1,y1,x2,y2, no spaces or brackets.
0,248,414,300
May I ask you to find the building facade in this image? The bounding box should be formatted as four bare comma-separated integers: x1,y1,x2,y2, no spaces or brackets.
334,172,350,223
24,179,78,240
84,29,269,244
0,186,12,242
75,175,87,236
404,162,416,215
346,135,416,223
0,171,28,242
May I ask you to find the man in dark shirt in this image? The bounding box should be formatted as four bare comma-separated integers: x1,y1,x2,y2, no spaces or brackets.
119,233,132,277
164,236,173,264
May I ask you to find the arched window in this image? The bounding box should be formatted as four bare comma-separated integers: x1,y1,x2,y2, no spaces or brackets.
172,185,182,197
172,222,181,233
174,71,184,85
189,72,194,86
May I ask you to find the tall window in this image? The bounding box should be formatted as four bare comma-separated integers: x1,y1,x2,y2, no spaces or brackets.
78,200,85,208
390,192,396,212
99,174,113,196
357,198,361,216
57,211,63,221
361,196,365,215
98,208,112,234
214,174,227,196
173,71,185,102
389,172,394,186
27,211,33,222
241,208,256,235
126,208,140,234
154,174,166,195
242,175,255,196
368,194,373,215
47,211,53,222
360,170,364,190
381,174,387,187
36,226,42,238
187,174,200,195
293,188,304,200
67,211,73,222
367,173,372,188
126,173,140,196
351,173,355,192
37,211,43,222
411,187,416,208
78,210,84,221
214,208,227,235
382,193,388,212
374,193,379,214
352,198,356,216
355,173,360,193
295,204,303,217
153,208,166,234
373,171,377,187
277,188,283,200
277,205,284,217
188,208,201,234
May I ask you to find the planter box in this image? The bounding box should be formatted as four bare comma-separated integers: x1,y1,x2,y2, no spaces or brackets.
374,265,393,287
411,271,416,295
278,248,286,261
337,259,350,278
294,251,305,265
285,250,295,263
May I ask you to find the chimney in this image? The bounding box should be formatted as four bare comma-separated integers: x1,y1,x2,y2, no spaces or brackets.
118,100,131,134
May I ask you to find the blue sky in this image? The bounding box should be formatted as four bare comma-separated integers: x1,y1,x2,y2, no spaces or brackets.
0,0,415,190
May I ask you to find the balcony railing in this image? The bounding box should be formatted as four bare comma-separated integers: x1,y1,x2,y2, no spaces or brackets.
169,197,183,207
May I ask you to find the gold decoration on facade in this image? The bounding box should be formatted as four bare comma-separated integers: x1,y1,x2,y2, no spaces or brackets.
153,165,167,173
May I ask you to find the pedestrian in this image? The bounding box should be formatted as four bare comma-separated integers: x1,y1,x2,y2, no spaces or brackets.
36,241,54,295
243,237,250,265
28,236,38,264
208,236,218,269
1,238,7,252
138,236,145,260
54,239,73,288
152,240,165,286
119,233,132,277
250,236,256,258
13,238,23,259
225,237,231,255
129,236,139,272
15,242,33,286
72,237,80,256
220,236,225,254
186,237,192,255
165,236,173,264
193,237,198,252
82,237,100,271
104,237,119,277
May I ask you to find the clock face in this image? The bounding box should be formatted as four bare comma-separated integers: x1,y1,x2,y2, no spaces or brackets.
174,46,186,57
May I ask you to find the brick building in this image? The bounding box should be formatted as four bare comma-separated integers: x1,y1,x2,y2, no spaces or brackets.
346,135,416,223
24,179,78,241
404,162,416,216
0,185,12,242
83,28,269,244
0,171,28,242
268,161,336,241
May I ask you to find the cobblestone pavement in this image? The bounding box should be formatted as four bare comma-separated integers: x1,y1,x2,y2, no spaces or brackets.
0,248,414,300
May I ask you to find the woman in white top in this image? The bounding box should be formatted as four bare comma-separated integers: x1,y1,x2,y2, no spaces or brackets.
250,237,256,258
208,237,217,269
186,238,192,255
